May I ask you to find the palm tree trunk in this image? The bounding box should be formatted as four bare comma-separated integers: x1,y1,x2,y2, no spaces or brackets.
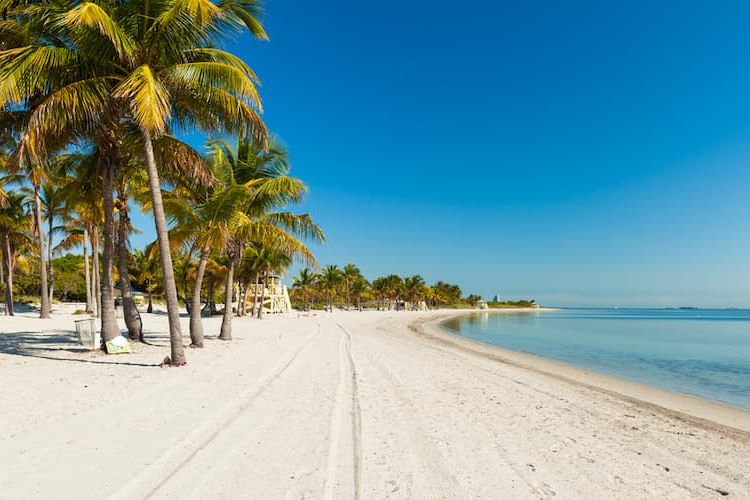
252,273,260,316
116,204,143,342
258,272,267,319
189,249,208,347
47,214,54,303
237,283,247,317
207,279,216,315
142,130,186,364
3,234,14,316
235,282,241,317
33,185,51,318
84,227,93,313
357,296,362,312
219,259,235,340
99,161,120,345
92,226,101,318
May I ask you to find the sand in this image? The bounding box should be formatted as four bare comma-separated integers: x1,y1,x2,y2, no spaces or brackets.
0,305,748,499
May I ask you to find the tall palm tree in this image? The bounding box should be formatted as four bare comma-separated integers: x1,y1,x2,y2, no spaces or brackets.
39,177,68,303
56,151,103,316
17,163,52,318
2,0,269,363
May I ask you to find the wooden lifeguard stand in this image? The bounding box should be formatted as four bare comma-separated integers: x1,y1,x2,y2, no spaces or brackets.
244,274,292,315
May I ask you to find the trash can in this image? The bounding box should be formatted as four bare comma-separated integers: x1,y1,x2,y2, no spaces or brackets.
75,318,100,349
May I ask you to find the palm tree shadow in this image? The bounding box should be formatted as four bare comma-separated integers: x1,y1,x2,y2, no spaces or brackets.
0,331,160,367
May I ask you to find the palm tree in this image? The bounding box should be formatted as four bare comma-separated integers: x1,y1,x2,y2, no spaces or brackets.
341,263,361,310
56,151,103,316
133,248,159,315
202,135,323,339
403,275,426,310
39,178,67,303
2,0,269,363
0,191,33,315
292,268,317,311
383,274,404,310
17,164,52,318
371,277,388,310
349,277,370,312
319,265,341,312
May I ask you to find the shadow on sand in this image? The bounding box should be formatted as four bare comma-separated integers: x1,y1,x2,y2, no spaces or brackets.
0,331,161,367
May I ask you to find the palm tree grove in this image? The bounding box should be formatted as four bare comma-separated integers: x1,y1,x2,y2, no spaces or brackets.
0,0,498,366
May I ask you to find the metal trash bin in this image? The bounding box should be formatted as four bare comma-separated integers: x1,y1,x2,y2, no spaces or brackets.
75,318,100,349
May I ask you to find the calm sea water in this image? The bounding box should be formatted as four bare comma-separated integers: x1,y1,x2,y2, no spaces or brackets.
441,308,750,409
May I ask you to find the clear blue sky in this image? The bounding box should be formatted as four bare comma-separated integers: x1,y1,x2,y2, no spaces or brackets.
130,0,750,307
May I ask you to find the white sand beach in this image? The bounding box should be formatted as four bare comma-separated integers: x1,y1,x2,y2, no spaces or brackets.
1,306,748,499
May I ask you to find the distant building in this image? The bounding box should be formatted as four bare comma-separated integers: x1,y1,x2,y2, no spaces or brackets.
493,294,501,302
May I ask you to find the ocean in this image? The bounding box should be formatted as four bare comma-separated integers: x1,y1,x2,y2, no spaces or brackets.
441,308,750,410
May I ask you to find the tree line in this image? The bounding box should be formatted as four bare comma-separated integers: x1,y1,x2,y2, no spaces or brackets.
290,264,471,311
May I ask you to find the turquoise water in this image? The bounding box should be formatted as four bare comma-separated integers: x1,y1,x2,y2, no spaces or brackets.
441,308,750,409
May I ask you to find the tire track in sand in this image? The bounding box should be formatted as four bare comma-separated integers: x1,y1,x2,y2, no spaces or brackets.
323,323,362,500
109,324,321,500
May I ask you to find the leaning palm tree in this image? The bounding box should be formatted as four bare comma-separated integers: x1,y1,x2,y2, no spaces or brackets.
2,0,269,363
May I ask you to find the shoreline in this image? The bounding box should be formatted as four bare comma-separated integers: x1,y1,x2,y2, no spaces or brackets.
414,309,750,437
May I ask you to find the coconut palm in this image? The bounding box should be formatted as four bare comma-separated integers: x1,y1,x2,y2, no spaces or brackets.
371,276,388,310
349,277,370,312
341,263,361,310
0,191,33,315
38,177,68,302
206,136,323,339
292,267,316,311
132,248,160,314
319,265,341,312
403,275,426,310
2,0,269,363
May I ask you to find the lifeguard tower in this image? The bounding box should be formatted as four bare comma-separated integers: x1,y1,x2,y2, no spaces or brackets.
244,274,292,315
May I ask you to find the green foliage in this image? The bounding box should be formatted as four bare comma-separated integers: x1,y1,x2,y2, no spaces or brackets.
488,299,537,309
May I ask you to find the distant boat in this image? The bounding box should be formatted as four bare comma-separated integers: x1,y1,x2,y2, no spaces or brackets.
678,306,698,310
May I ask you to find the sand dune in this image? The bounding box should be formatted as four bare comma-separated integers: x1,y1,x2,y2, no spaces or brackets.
0,307,748,498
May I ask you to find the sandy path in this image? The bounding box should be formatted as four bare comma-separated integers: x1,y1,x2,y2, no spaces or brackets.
0,307,748,499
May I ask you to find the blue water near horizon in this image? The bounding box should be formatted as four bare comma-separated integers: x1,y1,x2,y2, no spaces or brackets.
441,308,750,410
